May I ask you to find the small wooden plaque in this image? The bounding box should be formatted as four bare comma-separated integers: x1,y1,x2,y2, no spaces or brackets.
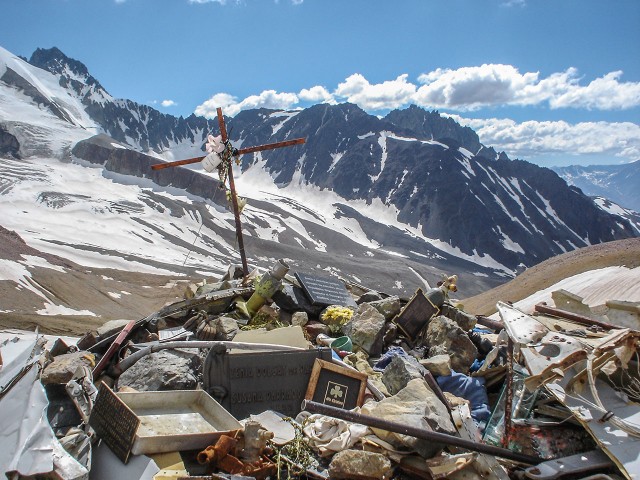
305,359,367,410
89,382,140,464
393,288,439,341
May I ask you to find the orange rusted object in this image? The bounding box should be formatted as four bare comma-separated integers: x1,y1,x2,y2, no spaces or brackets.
197,429,277,480
197,434,238,464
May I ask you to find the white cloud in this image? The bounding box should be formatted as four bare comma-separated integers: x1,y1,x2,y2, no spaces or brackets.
194,93,238,117
299,85,335,104
189,0,227,4
502,0,526,7
161,99,176,107
415,65,640,111
192,67,639,163
195,66,640,119
195,90,298,117
450,114,640,162
549,71,640,110
334,73,416,111
415,65,536,110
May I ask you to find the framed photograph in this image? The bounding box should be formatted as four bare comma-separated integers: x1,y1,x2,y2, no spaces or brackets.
304,359,367,410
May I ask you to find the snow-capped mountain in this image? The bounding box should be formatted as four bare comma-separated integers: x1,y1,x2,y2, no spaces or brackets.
1,45,638,315
552,161,640,213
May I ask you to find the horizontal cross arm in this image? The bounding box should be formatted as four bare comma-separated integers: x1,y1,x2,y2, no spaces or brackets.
151,156,203,170
150,137,306,171
237,137,306,155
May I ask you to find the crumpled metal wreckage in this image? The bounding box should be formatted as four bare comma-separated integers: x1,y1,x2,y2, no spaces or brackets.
497,301,640,480
2,269,640,480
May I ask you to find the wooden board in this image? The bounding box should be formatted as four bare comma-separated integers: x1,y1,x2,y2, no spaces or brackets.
305,359,367,410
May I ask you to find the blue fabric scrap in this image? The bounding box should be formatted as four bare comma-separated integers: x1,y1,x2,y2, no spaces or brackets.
437,371,491,424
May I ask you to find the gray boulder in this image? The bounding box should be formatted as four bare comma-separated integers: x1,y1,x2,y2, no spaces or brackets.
291,311,309,327
441,304,477,331
368,296,402,321
329,449,392,479
41,351,95,385
419,354,452,377
426,316,478,373
368,378,455,458
215,316,239,341
118,349,202,391
343,303,386,357
382,355,427,395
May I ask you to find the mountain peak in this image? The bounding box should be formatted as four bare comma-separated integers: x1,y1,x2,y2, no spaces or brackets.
384,104,483,155
29,47,88,76
28,46,108,96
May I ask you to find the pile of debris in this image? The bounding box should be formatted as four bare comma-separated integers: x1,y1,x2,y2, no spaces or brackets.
1,259,639,479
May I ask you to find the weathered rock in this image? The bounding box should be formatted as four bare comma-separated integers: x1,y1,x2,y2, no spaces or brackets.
426,316,478,373
343,303,386,357
382,355,427,395
0,127,20,158
41,351,95,385
304,321,331,342
441,303,477,331
419,354,452,377
367,378,456,458
368,296,402,321
96,319,131,338
382,322,398,346
118,349,201,391
357,291,384,304
291,311,309,327
215,316,239,341
328,449,392,480
344,350,390,397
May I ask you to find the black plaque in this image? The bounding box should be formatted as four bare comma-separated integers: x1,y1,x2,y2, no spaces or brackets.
393,288,439,341
305,359,367,410
89,382,140,464
295,272,356,307
203,348,332,419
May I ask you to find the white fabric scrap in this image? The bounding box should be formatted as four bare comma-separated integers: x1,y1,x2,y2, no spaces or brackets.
296,412,371,456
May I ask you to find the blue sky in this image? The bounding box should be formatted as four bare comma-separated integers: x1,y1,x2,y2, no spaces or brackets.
1,0,639,167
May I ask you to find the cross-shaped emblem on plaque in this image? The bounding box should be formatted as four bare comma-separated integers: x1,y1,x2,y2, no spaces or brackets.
151,107,305,277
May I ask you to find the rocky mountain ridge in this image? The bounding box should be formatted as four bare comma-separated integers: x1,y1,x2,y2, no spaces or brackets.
553,161,640,212
1,46,638,288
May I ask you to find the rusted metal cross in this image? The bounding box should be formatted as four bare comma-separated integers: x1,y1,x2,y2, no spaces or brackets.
151,107,305,277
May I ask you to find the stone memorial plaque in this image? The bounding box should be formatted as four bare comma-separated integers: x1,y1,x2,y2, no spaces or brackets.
295,272,356,307
203,348,332,419
393,288,439,341
305,359,367,410
89,382,140,464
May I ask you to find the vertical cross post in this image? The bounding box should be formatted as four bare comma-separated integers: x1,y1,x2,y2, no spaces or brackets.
216,107,249,277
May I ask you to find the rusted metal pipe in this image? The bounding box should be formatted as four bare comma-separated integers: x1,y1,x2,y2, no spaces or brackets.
300,400,543,465
476,315,505,332
534,303,616,330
